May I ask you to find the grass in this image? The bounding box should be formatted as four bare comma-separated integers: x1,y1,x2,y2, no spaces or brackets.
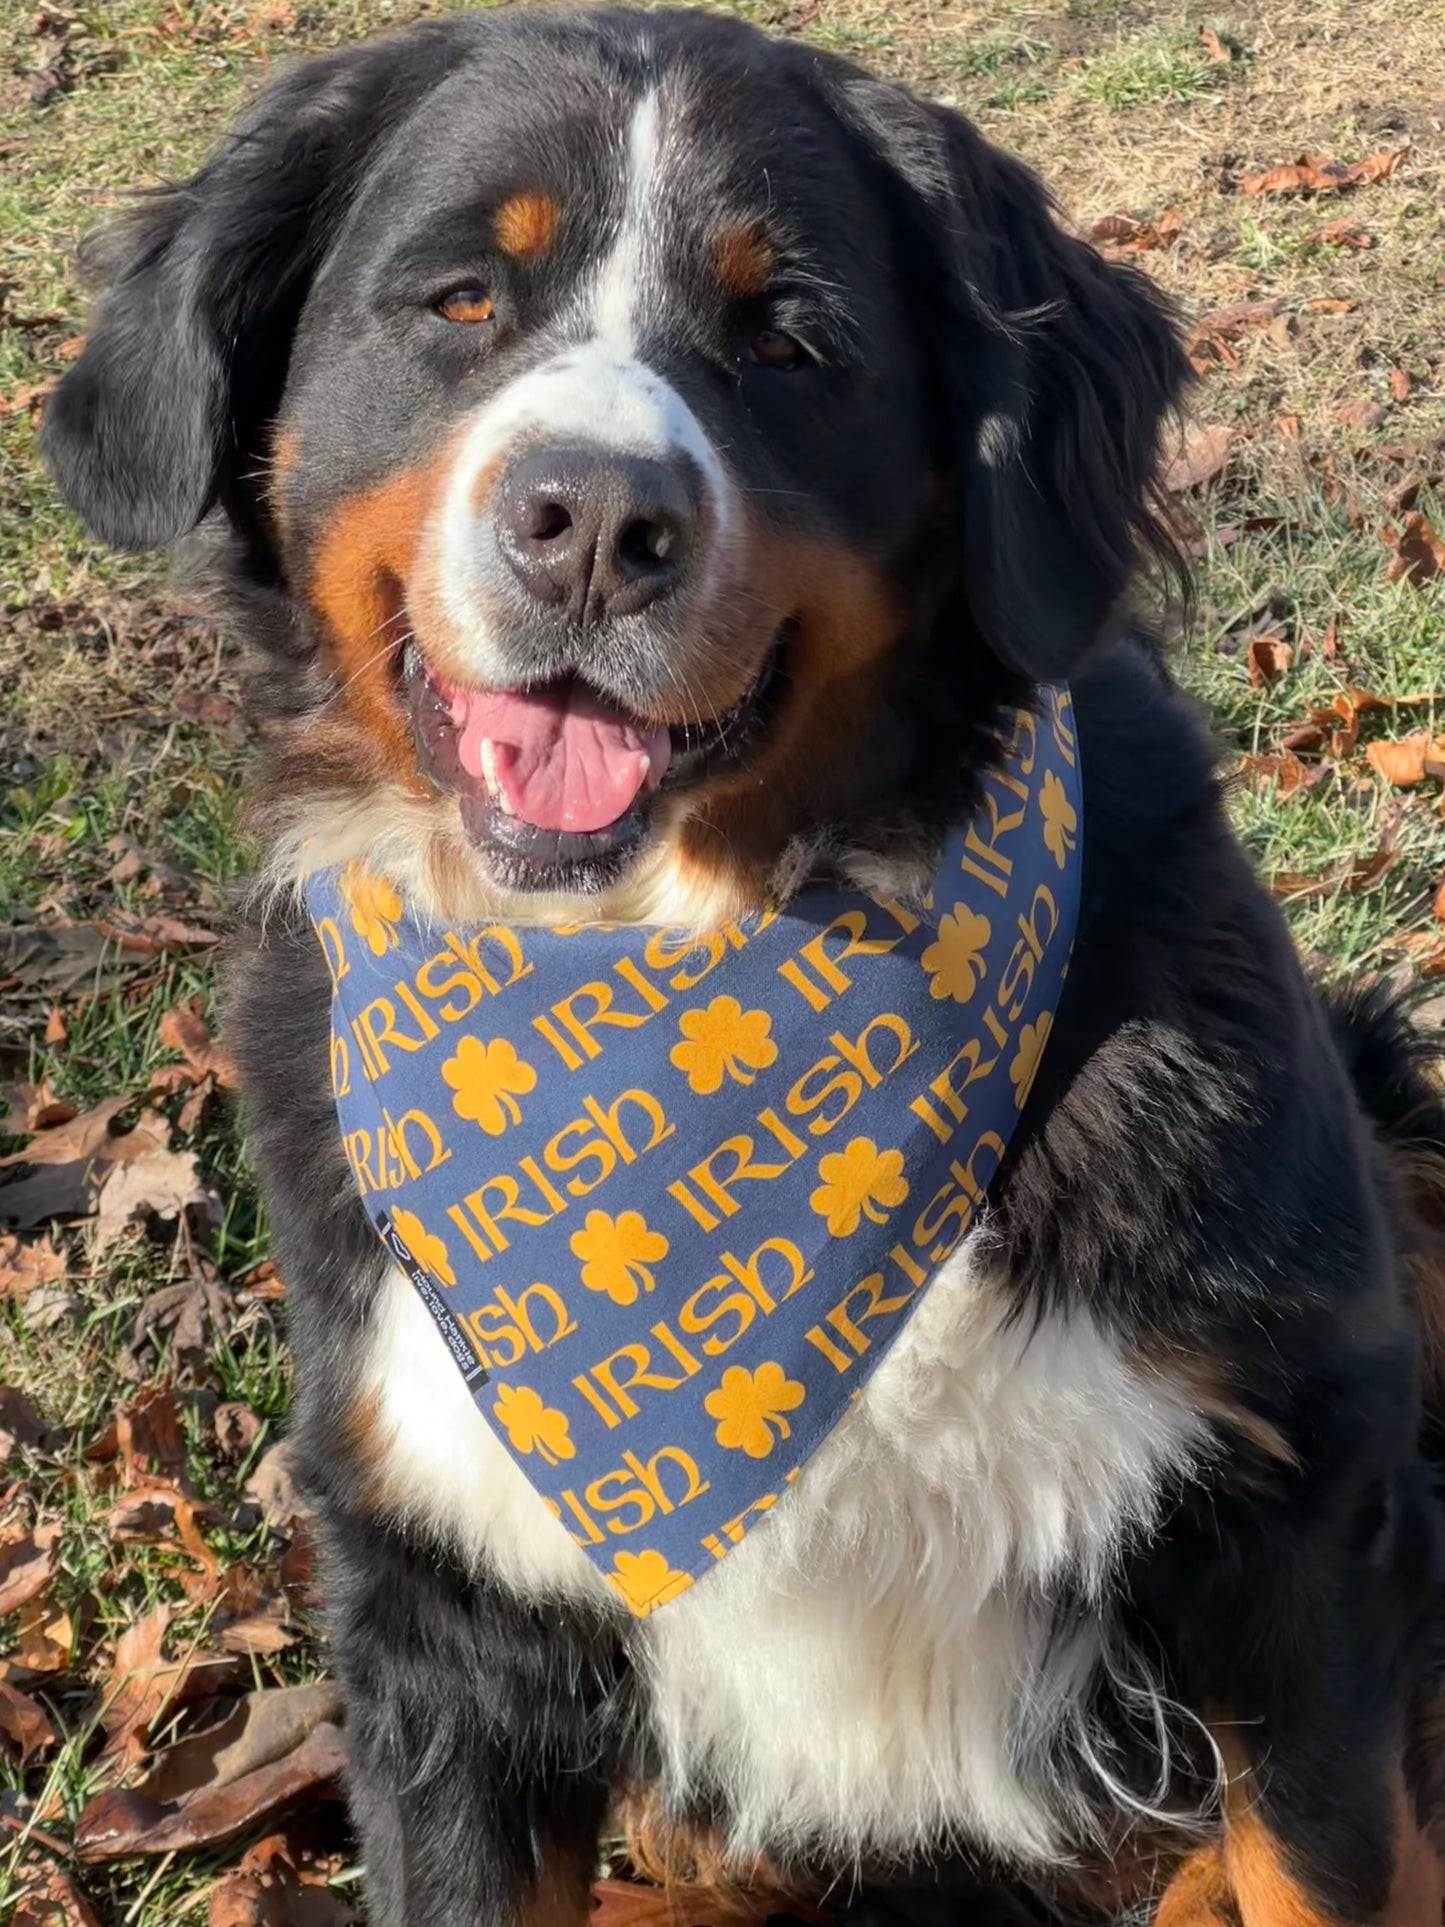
1072,31,1222,108
3,0,1445,1919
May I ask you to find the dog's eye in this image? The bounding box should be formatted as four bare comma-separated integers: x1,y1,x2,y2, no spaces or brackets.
749,327,808,371
436,287,495,324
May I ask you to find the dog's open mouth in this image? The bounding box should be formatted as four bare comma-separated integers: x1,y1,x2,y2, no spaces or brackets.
403,634,786,892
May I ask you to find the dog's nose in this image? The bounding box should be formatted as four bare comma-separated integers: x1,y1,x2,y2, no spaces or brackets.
496,445,697,621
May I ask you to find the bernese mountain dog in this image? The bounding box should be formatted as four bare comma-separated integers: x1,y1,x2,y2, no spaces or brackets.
40,8,1445,1926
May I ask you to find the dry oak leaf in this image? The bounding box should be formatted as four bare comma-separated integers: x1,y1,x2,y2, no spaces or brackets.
0,1234,65,1301
244,1441,310,1536
0,1519,59,1615
157,998,237,1089
1246,636,1292,688
1433,877,1445,927
0,1679,57,1763
1365,733,1445,788
76,1719,347,1862
1237,751,1323,796
1384,512,1445,586
1163,423,1231,493
0,1385,54,1456
1336,398,1386,432
1308,218,1372,248
13,1869,106,1927
1198,25,1231,60
1389,368,1413,403
1242,145,1410,196
1087,206,1181,255
133,1679,344,1807
98,1604,240,1758
93,1146,217,1253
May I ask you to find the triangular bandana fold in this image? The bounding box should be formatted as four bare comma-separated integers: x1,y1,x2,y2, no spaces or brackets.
306,687,1081,1614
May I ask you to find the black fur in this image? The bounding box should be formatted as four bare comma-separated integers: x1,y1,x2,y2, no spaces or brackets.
43,11,1445,1927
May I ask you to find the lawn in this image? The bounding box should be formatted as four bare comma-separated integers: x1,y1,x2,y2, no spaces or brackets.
3,0,1445,1921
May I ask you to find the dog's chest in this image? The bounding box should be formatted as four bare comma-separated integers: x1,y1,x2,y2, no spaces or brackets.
357,1239,1202,1863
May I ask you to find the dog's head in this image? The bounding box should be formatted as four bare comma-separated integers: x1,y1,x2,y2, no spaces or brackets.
43,6,1187,925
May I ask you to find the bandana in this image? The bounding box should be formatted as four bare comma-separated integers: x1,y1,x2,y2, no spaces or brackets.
305,687,1080,1615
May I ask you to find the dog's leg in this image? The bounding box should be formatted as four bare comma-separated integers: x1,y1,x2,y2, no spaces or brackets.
322,1508,629,1927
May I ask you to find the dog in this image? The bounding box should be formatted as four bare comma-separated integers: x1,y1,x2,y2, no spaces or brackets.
41,8,1445,1925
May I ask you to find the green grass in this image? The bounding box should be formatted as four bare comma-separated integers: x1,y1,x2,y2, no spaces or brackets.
1072,31,1222,107
4,0,1445,1918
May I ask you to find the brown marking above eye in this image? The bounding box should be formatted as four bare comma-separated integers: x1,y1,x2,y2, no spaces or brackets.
438,288,495,324
713,222,774,301
493,190,561,259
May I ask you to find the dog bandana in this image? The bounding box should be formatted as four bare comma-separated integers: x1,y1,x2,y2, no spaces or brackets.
306,687,1081,1615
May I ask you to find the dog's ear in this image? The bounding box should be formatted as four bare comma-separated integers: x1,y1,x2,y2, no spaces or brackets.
41,25,458,551
832,79,1191,680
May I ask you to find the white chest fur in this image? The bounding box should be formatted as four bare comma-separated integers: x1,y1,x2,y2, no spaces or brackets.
356,1237,1205,1867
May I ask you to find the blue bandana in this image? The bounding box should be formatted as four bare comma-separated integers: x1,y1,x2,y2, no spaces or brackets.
305,687,1080,1615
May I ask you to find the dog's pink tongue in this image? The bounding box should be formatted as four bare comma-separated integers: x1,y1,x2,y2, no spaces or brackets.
449,680,671,834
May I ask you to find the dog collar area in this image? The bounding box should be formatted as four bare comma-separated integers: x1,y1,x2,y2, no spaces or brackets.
305,686,1081,1616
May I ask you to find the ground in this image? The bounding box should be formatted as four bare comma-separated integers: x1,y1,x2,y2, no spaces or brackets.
3,0,1445,1921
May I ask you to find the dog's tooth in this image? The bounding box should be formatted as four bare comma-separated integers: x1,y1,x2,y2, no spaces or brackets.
480,740,514,813
402,640,422,681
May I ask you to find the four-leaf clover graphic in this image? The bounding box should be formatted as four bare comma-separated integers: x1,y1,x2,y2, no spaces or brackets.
809,1136,909,1238
1037,769,1078,869
389,1207,455,1286
919,905,991,1004
670,995,777,1094
1009,1011,1053,1111
442,1034,537,1134
491,1383,574,1466
608,1548,694,1613
704,1361,806,1458
569,1209,670,1305
337,861,403,957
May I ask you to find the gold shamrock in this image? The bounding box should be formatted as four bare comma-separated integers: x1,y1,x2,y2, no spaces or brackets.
569,1209,670,1306
608,1548,695,1614
920,905,992,1004
670,995,777,1095
389,1207,455,1286
491,1383,574,1466
1038,769,1078,869
338,862,403,957
809,1136,909,1239
442,1034,537,1135
704,1361,806,1459
1009,1011,1053,1111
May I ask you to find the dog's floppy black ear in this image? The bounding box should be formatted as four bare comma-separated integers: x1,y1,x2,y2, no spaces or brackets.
42,24,459,551
834,79,1190,680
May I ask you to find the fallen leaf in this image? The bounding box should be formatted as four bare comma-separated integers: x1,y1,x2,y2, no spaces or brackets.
0,1681,57,1763
1336,398,1386,432
1433,878,1445,927
1246,636,1293,687
0,1521,58,1615
13,1870,106,1927
1304,297,1358,314
1274,412,1301,439
1163,423,1232,492
0,1234,66,1300
1,1097,136,1169
1087,206,1181,255
0,1160,100,1228
42,1006,66,1045
1365,733,1445,787
157,999,237,1089
76,1721,347,1861
134,1680,344,1806
1242,145,1410,196
2,1078,74,1135
245,1442,309,1536
15,1598,74,1674
0,924,141,998
1389,368,1413,402
1308,217,1373,248
1183,299,1282,372
208,1866,354,1927
109,1484,220,1580
214,1402,262,1458
98,1606,241,1759
92,911,217,954
1384,513,1445,586
1198,25,1231,60
1237,751,1323,795
93,1147,217,1253
0,1386,53,1455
